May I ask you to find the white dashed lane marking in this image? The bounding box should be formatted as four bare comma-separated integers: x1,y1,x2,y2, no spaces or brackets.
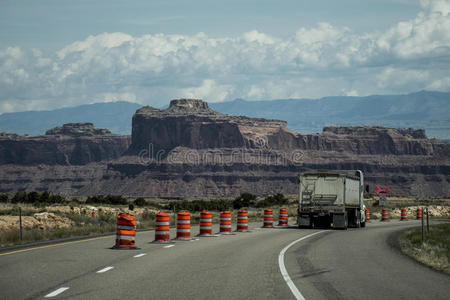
96,266,114,273
133,253,146,258
44,287,69,298
163,244,175,248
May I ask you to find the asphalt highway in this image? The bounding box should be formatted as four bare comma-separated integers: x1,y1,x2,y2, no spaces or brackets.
0,220,449,299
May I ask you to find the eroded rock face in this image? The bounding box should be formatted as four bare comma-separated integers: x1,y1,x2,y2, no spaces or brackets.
45,123,112,136
0,99,449,197
129,99,286,155
0,123,130,165
129,99,445,156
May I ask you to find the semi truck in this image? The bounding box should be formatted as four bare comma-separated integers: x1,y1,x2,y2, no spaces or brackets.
298,170,367,229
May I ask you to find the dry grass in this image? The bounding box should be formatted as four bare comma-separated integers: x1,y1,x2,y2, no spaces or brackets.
0,223,116,247
0,202,298,247
398,223,450,274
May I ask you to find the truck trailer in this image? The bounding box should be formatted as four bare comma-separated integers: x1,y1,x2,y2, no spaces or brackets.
298,170,366,229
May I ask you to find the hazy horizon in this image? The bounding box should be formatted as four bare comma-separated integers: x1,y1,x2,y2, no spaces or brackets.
0,89,444,115
1,0,449,113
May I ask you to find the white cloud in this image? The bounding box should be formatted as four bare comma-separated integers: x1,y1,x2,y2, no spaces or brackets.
344,89,359,97
243,30,275,45
56,32,133,59
0,0,449,113
180,79,234,102
421,0,450,16
376,67,430,90
94,92,138,103
426,76,450,90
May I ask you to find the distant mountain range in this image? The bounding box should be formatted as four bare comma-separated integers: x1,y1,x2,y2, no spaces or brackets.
211,90,450,140
0,102,141,136
1,90,449,139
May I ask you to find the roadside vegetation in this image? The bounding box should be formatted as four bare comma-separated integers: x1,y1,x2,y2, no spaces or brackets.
0,191,296,247
398,223,450,274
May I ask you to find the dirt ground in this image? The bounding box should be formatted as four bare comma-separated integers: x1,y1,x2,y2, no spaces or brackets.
0,213,74,231
1,200,449,231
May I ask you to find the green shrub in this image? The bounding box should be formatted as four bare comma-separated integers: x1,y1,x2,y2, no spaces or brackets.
168,199,231,212
86,195,127,205
26,191,40,203
106,195,128,205
134,197,147,207
40,191,50,203
233,193,256,209
11,192,27,204
140,209,156,220
7,191,65,204
0,194,8,203
256,193,289,207
49,193,64,204
86,195,104,204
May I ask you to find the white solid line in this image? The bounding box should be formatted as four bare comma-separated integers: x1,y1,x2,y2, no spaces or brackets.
96,266,114,273
278,231,324,300
163,244,175,248
45,287,69,298
134,253,146,258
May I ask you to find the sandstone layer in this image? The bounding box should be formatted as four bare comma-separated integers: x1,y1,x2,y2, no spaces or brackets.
0,123,130,165
0,99,449,197
129,99,447,156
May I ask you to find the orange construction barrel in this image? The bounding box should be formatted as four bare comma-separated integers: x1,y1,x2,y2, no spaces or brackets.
176,210,191,240
237,210,249,232
416,208,422,220
220,210,232,234
400,208,407,221
112,213,137,249
263,208,274,228
381,208,389,222
154,211,171,243
278,208,288,226
365,209,370,222
199,210,213,236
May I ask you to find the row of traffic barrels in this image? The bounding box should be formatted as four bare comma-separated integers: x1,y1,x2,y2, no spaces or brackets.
365,207,423,222
113,208,290,248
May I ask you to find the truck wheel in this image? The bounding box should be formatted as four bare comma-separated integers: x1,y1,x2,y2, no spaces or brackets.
361,221,366,228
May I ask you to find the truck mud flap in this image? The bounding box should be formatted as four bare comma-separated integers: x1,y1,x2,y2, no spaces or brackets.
333,212,347,230
298,215,311,228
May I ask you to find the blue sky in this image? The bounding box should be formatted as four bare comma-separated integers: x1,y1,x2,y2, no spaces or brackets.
1,0,421,50
0,0,449,112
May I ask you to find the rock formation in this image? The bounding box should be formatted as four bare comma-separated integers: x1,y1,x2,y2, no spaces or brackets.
129,99,287,155
129,99,446,156
0,99,449,197
0,123,130,165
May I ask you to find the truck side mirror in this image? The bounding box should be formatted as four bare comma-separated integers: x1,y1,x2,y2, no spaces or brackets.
365,185,369,193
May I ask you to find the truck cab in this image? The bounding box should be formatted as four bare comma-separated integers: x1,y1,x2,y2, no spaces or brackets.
298,170,366,229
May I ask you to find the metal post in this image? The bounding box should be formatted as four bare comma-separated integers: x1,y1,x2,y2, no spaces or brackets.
421,207,424,245
426,207,429,234
19,206,23,241
172,204,176,227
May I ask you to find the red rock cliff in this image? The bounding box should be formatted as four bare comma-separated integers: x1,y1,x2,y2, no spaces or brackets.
129,99,445,156
0,123,130,165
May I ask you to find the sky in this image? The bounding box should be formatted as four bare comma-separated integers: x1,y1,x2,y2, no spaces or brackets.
0,0,449,113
